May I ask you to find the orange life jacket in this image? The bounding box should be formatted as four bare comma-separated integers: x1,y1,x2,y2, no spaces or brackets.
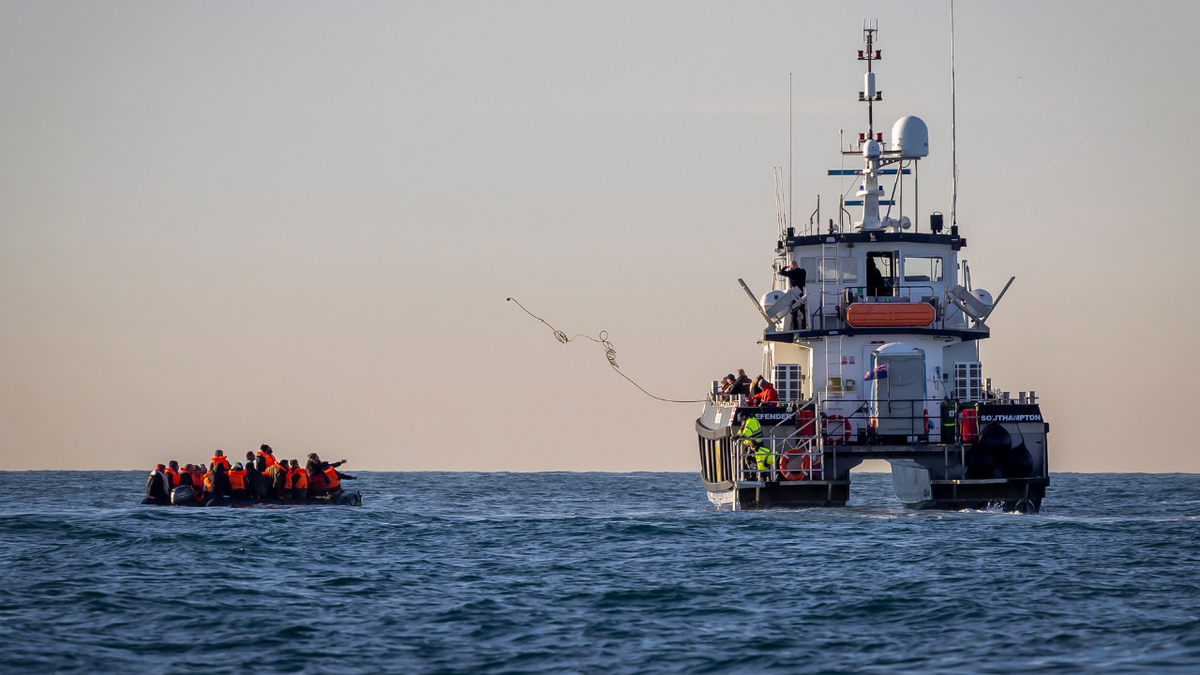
292,469,308,489
204,472,213,491
284,469,293,490
165,468,179,486
323,466,341,490
229,469,246,491
257,451,277,469
211,456,231,472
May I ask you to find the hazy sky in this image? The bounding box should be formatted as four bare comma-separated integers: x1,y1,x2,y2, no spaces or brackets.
1,1,1197,472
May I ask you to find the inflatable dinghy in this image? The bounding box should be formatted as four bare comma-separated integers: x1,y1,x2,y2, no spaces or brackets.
139,485,364,507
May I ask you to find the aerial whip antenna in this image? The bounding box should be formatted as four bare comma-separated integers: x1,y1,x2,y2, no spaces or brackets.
950,0,958,228
507,298,704,404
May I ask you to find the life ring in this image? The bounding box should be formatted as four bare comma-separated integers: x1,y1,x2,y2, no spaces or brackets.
824,414,851,445
778,447,813,481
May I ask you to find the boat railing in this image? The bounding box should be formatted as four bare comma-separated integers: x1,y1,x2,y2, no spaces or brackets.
707,392,745,407
736,396,992,447
839,284,937,303
709,395,1040,485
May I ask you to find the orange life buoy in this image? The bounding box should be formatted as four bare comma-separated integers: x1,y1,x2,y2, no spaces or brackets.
778,447,814,481
824,414,851,445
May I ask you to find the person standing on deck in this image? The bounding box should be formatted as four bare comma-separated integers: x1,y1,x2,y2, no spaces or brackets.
776,260,808,330
737,412,763,478
729,370,752,397
749,439,776,482
751,380,779,406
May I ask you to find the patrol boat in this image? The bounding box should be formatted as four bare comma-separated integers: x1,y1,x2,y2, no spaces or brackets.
695,25,1049,512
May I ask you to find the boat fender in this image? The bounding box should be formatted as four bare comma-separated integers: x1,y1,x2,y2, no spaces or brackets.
778,448,813,481
964,443,996,479
980,423,1012,453
1000,442,1034,478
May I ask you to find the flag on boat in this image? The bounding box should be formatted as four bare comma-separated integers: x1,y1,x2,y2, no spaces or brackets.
864,363,888,381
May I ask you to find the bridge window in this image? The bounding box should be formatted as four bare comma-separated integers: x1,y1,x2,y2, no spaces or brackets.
904,256,943,282
800,257,857,283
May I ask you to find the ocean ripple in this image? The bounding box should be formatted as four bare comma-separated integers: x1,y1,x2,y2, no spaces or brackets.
0,471,1199,673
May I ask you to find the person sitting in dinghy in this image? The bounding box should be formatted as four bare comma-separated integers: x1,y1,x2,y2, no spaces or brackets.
142,465,171,505
306,453,354,498
289,459,308,502
229,463,250,501
177,465,195,488
206,464,233,507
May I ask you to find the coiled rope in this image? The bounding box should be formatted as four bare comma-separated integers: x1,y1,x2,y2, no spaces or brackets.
507,297,704,404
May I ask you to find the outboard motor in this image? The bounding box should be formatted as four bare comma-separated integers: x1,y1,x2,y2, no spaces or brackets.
171,485,198,506
334,490,363,507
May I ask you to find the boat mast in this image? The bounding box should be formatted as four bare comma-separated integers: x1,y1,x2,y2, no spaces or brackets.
855,22,883,231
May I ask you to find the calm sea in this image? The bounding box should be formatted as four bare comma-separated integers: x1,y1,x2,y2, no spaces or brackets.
0,471,1198,674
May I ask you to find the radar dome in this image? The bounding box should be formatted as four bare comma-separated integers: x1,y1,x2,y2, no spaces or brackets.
891,116,929,158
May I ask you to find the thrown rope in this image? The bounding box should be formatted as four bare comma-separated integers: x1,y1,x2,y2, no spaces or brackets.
507,297,704,404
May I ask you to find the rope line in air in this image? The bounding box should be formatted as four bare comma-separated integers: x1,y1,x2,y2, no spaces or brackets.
506,297,704,404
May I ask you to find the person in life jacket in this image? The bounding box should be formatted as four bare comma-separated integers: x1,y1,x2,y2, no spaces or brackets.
243,453,265,501
142,464,171,505
228,463,250,501
306,453,352,497
165,460,181,489
257,444,278,469
280,459,294,501
737,412,763,446
190,464,205,491
289,459,308,502
748,439,775,480
206,464,233,507
751,380,779,406
266,459,288,502
210,450,231,473
737,412,763,478
177,464,195,488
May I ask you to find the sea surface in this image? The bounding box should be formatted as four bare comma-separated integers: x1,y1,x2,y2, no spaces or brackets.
1,471,1199,674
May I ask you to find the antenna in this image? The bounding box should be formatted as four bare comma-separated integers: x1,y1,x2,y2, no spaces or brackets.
950,0,958,227
789,73,793,235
